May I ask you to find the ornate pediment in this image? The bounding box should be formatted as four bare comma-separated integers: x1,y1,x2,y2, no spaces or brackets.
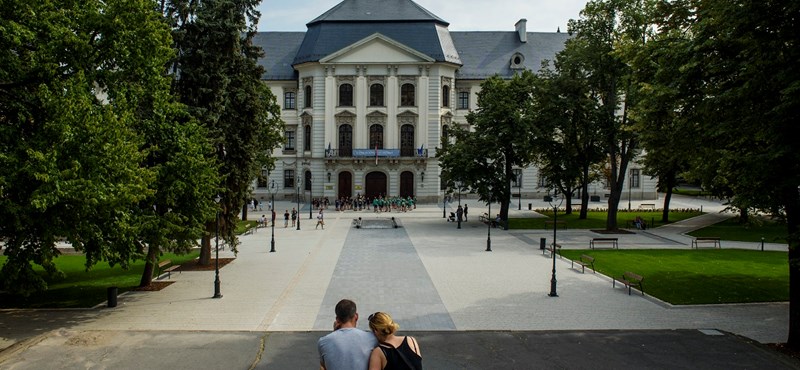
320,33,435,64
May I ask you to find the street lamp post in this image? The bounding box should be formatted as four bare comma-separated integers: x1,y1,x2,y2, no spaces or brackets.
308,176,313,219
455,181,462,229
443,195,447,219
296,179,301,230
268,180,276,253
548,190,564,297
486,196,492,252
213,194,223,299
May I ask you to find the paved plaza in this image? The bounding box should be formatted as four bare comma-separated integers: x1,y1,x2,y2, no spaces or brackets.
0,195,795,369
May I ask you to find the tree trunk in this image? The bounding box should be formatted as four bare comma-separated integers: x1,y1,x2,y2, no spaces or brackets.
662,188,673,223
739,207,749,224
564,188,573,215
242,202,248,222
139,244,159,287
198,220,214,266
580,165,590,220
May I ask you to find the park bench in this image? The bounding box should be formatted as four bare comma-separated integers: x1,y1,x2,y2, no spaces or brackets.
691,237,721,249
243,224,255,235
625,219,648,229
544,220,567,230
542,244,562,258
479,213,490,224
571,254,595,273
157,259,180,279
613,271,644,295
638,203,656,210
590,237,619,249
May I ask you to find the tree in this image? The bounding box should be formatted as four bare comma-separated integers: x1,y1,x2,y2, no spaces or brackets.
167,0,285,265
438,71,545,225
661,0,800,346
567,0,652,229
0,0,188,294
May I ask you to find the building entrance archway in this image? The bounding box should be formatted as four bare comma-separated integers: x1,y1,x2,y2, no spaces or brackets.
365,172,387,199
338,172,352,199
399,171,414,198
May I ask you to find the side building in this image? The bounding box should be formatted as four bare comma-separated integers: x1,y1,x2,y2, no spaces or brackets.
253,0,657,205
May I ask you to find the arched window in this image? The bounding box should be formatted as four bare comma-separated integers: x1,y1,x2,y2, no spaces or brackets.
339,124,353,157
400,83,415,106
304,125,311,151
369,125,384,149
304,85,312,108
339,84,353,106
442,85,450,107
370,84,384,106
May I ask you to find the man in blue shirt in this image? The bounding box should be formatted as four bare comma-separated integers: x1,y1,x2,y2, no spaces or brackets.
318,299,377,370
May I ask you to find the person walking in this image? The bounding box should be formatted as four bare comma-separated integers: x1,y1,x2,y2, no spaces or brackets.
291,207,297,227
456,205,463,224
463,204,469,222
316,209,325,230
368,311,422,370
283,209,289,228
318,299,377,370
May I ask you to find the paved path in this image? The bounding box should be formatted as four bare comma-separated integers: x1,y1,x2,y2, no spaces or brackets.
0,195,793,368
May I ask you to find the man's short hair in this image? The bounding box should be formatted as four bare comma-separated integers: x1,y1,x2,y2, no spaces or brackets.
335,299,357,322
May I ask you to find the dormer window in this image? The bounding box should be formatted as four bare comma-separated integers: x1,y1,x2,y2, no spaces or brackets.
510,53,525,69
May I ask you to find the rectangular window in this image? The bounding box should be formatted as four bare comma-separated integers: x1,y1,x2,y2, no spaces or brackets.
457,92,469,109
630,169,641,188
284,170,295,188
284,130,295,151
284,92,296,110
513,169,523,188
537,175,548,188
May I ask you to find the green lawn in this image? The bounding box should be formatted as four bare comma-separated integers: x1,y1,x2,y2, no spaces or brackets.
689,217,788,244
559,249,788,305
508,210,703,230
0,251,200,308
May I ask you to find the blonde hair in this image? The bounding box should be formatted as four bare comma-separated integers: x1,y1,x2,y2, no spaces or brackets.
368,312,400,337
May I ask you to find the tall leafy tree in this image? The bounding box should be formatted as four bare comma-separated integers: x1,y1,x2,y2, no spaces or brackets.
438,71,544,224
567,0,652,229
0,0,194,294
167,0,284,265
661,0,800,346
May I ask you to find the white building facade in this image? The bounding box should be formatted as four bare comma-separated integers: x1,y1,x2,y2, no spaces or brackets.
253,0,657,204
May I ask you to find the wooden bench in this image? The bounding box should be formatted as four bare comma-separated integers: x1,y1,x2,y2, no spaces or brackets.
590,237,619,249
542,244,561,258
544,220,567,230
613,271,644,295
243,224,255,235
692,237,721,249
157,260,180,279
638,203,656,210
479,214,490,224
571,254,595,273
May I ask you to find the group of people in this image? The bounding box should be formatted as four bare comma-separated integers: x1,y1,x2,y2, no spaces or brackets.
331,194,417,213
319,299,422,370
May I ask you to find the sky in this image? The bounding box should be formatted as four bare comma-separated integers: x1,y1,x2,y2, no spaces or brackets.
255,0,590,33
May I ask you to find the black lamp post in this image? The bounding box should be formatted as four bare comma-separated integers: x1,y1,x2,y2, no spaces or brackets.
455,181,462,229
268,180,276,253
548,190,563,297
308,175,313,219
213,194,223,299
486,195,492,252
296,179,301,230
518,177,522,211
442,195,447,219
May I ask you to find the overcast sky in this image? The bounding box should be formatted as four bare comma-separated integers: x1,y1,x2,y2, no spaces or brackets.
255,0,590,32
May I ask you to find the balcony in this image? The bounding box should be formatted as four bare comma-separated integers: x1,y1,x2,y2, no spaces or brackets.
324,148,428,171
325,148,428,159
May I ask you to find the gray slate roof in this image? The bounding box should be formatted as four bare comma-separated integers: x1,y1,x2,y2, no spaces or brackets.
308,0,447,26
253,32,304,80
451,32,570,79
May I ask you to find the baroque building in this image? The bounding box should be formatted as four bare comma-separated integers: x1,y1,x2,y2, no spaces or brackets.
254,0,657,204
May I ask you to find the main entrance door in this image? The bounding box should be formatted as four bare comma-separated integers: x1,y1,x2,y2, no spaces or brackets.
399,171,414,198
365,172,387,199
338,172,352,199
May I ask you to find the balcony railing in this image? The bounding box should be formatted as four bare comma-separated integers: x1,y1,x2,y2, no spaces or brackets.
325,148,428,158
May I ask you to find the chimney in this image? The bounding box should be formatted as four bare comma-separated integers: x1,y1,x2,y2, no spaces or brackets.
515,19,527,43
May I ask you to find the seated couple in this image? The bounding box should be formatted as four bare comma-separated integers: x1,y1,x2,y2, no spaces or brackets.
319,299,422,370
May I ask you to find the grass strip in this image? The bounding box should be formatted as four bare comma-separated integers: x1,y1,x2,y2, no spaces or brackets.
508,210,702,230
559,249,788,305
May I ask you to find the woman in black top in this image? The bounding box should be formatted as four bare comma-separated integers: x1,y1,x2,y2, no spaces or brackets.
368,312,422,370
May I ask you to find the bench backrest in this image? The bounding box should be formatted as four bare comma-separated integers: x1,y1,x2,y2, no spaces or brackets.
623,271,643,282
593,238,618,241
580,255,594,263
158,260,171,268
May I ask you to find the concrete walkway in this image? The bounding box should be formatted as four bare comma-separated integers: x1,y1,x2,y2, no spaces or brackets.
0,195,793,368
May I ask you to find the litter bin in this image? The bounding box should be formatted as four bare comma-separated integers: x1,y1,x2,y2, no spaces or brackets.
107,287,118,308
528,203,532,210
540,238,546,250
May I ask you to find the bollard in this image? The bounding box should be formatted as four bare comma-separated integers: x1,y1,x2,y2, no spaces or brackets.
761,237,765,251
528,203,532,210
107,286,118,308
540,238,546,250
